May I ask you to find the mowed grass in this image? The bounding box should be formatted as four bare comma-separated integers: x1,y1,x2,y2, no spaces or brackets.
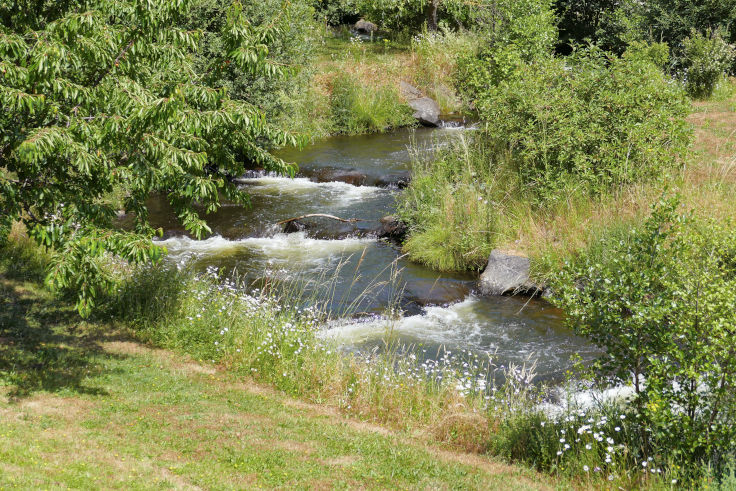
0,276,553,490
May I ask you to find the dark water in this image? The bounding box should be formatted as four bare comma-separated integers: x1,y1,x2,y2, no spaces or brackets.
148,127,598,380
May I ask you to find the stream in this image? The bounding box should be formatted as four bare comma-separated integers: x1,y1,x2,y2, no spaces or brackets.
148,127,598,382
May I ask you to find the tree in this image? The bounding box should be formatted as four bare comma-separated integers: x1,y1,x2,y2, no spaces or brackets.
0,0,296,315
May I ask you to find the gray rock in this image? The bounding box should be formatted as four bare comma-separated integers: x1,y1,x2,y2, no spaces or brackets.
400,82,441,127
400,81,423,100
408,97,441,127
354,19,378,34
479,250,540,296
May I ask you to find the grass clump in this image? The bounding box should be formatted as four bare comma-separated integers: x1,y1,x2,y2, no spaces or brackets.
329,71,415,135
398,135,522,271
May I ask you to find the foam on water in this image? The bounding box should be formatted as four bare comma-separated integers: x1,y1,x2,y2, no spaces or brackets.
322,296,490,347
239,176,386,203
158,232,375,260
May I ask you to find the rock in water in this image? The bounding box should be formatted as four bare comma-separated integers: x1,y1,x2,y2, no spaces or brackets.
378,215,407,243
354,19,378,34
400,82,441,127
479,250,540,296
313,168,367,186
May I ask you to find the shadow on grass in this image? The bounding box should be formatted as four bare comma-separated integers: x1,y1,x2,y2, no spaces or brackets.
0,276,132,400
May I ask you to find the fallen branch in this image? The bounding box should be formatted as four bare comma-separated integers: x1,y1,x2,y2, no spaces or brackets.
276,213,368,225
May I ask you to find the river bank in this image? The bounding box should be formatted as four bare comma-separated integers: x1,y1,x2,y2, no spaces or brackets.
0,261,551,489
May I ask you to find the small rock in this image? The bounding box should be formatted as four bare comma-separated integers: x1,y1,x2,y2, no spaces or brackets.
479,250,540,296
375,173,410,189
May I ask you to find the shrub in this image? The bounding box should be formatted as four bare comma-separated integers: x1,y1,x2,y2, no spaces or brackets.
682,28,736,99
311,0,360,26
472,47,691,201
554,197,736,481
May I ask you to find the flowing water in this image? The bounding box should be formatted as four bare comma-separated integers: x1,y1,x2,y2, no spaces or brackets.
148,127,598,381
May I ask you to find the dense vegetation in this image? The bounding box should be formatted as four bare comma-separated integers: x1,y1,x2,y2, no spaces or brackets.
4,0,736,488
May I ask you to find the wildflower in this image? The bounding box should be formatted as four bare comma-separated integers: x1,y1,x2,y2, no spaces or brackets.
583,465,589,472
585,444,592,450
614,426,620,432
608,475,614,481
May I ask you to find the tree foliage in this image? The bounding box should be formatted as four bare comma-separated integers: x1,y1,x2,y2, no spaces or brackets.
556,0,736,66
0,0,297,315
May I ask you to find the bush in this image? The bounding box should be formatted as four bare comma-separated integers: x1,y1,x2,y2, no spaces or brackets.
682,28,736,99
455,0,557,100
472,47,691,201
554,198,736,481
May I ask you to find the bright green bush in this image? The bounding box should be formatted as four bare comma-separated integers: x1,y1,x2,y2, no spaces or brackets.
554,198,736,481
682,28,736,99
473,47,691,201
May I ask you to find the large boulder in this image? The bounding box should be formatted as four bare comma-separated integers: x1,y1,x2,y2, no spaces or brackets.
354,19,378,34
400,82,441,127
478,250,540,296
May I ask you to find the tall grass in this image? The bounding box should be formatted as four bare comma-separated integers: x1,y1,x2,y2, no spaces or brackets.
410,30,480,114
1,229,726,486
102,262,721,487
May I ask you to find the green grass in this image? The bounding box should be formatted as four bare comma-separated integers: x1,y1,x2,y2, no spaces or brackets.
0,274,552,489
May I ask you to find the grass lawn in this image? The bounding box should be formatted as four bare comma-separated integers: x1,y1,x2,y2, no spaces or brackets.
0,274,555,490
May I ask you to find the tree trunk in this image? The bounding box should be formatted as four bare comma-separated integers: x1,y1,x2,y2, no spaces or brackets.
426,0,439,31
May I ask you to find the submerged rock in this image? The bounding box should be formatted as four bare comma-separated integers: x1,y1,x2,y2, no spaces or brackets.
374,173,410,189
479,250,541,296
312,167,367,186
283,220,308,234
